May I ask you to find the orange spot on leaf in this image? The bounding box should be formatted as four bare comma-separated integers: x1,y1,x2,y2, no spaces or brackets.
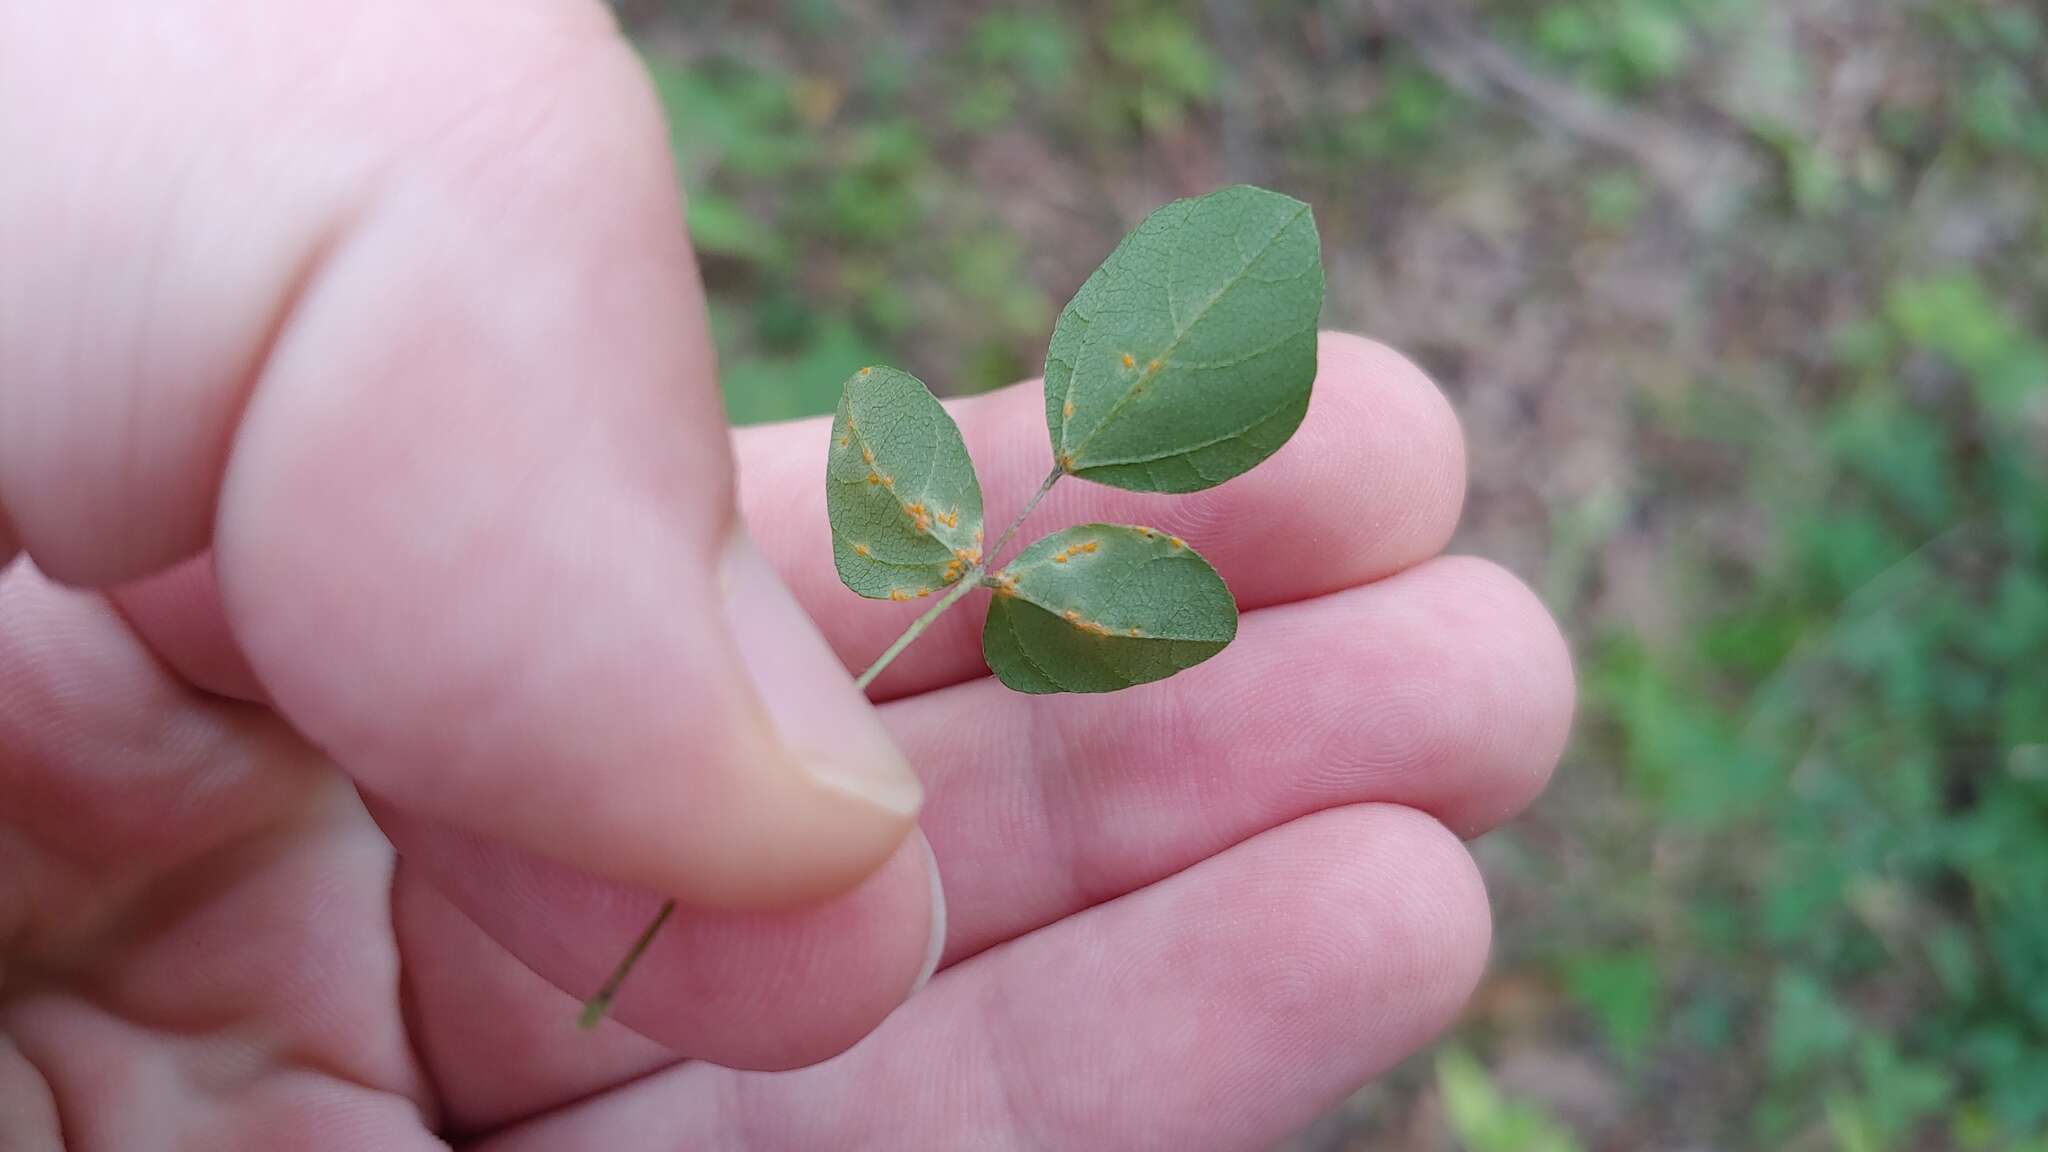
1121,352,1135,369
854,543,871,557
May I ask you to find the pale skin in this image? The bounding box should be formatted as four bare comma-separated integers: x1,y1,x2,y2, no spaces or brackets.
0,2,1574,1149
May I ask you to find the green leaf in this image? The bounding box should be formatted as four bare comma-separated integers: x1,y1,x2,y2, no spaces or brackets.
981,524,1236,693
1044,184,1322,493
826,366,985,600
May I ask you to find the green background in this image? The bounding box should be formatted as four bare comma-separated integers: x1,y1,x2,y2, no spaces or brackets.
623,1,2048,1148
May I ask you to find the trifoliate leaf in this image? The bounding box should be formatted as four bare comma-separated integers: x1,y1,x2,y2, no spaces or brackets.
827,366,985,601
1044,184,1323,493
981,524,1237,693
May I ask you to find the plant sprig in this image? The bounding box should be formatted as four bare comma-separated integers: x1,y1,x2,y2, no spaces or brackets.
581,184,1323,1026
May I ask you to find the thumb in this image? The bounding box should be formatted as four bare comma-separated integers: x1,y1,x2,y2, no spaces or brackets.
0,1,921,908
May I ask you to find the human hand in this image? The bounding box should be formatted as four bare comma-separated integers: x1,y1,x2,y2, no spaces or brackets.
0,3,1572,1150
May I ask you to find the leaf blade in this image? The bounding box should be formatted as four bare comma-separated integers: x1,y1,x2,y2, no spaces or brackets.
827,367,986,600
1045,185,1323,493
982,524,1237,693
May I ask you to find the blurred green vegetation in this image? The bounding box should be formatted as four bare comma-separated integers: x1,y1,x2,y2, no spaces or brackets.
630,1,2047,1148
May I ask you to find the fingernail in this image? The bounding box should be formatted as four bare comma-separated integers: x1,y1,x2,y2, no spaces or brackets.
719,529,924,818
910,827,947,995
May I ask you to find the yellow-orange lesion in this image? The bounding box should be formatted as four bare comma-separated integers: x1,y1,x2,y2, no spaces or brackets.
943,544,984,585
853,543,872,557
1054,607,1114,636
1050,539,1100,565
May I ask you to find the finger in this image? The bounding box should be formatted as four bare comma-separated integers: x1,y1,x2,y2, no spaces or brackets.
0,0,920,907
388,869,674,1134
105,547,952,1071
108,553,264,704
376,557,1556,1123
1,556,938,1117
378,803,944,1073
898,555,1572,965
737,332,1467,698
476,804,1492,1152
0,560,441,1148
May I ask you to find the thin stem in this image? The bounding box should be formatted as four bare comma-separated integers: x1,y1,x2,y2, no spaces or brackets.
854,464,1061,692
854,574,983,690
984,466,1064,569
577,898,675,1029
578,465,1067,1027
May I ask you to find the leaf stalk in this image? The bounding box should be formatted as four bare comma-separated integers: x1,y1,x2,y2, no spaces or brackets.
578,464,1064,1026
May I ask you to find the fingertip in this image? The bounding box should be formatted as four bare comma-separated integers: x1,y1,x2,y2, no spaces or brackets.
1326,804,1493,1035
1416,557,1575,836
108,552,267,703
1308,332,1468,578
